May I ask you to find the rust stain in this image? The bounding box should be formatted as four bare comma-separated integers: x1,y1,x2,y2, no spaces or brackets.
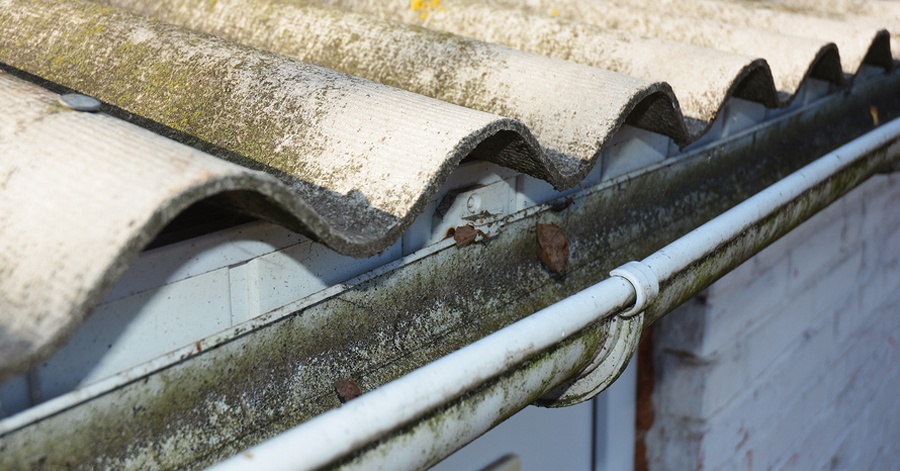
735,428,749,451
195,341,202,353
635,325,655,471
334,379,361,403
536,223,568,275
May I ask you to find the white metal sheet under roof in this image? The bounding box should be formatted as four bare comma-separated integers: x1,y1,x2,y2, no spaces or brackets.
0,0,898,411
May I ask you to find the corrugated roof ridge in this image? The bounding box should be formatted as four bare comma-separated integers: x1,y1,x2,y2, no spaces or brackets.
312,0,894,123
0,72,307,379
92,0,892,154
0,0,673,191
0,0,892,254
313,0,763,123
500,0,841,84
515,0,898,66
0,0,532,237
0,0,671,196
0,71,507,377
93,0,695,184
6,0,890,177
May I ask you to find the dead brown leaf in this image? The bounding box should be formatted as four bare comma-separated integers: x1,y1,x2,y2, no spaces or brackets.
537,223,568,275
334,379,361,403
453,225,478,247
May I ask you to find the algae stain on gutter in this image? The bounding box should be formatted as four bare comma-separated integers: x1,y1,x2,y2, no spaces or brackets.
645,141,898,326
0,192,599,469
336,326,605,470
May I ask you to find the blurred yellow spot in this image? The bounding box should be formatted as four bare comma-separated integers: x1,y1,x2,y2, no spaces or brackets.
870,105,880,126
549,8,560,16
410,0,443,20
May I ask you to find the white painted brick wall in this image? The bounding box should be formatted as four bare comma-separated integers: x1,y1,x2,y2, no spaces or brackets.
646,173,900,471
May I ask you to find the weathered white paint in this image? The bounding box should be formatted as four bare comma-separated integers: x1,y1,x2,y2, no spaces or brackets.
646,172,900,468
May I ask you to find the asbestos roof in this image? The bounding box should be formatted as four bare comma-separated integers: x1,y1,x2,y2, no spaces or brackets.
0,0,897,380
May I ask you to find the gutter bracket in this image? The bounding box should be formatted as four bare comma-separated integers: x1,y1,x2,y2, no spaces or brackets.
536,312,644,407
609,260,659,318
537,260,658,406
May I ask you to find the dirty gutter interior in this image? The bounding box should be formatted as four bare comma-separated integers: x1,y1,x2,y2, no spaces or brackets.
1,0,899,469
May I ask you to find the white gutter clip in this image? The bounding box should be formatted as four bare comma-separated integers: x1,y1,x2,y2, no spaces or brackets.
609,260,660,317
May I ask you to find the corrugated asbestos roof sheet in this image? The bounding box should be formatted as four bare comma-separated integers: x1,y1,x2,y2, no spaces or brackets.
0,0,897,379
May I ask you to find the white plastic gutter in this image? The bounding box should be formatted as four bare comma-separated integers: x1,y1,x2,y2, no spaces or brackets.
210,118,900,471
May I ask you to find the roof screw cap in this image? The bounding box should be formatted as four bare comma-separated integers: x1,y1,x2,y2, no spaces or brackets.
59,93,101,112
466,194,481,214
